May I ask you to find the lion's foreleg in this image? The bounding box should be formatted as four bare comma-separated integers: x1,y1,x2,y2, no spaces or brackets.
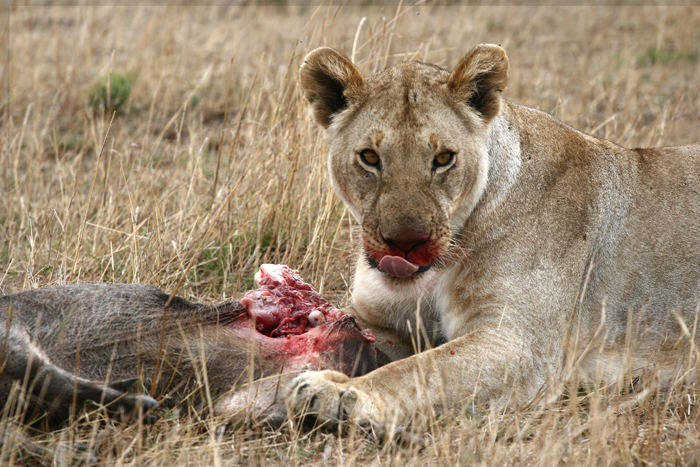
286,323,550,428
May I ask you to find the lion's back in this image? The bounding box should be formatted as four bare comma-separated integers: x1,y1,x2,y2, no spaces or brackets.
601,143,699,317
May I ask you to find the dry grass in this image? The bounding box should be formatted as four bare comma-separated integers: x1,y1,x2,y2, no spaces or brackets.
1,3,698,465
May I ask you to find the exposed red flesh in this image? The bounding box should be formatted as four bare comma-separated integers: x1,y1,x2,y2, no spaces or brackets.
232,265,377,376
241,265,344,337
240,264,375,343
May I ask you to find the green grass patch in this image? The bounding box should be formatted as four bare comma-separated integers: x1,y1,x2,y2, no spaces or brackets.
637,47,698,66
89,71,137,112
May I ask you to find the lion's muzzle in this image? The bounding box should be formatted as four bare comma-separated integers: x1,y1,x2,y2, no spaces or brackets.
363,229,444,278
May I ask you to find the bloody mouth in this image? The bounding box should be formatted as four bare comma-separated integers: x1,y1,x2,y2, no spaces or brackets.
362,233,442,279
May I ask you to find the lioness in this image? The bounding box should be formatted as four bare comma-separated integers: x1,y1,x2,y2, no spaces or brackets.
286,44,700,430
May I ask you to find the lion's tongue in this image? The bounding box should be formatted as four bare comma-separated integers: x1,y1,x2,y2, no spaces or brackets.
378,255,419,277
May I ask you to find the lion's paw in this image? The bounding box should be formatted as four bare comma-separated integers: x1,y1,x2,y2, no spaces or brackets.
285,370,381,429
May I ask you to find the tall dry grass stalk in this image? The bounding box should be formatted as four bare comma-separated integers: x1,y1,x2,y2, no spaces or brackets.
1,4,698,465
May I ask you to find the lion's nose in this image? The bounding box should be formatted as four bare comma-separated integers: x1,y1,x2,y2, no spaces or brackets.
383,230,430,253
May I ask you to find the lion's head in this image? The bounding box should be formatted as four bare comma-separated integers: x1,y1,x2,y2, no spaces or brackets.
300,44,509,281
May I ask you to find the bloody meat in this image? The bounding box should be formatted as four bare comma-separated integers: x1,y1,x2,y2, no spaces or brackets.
233,264,376,376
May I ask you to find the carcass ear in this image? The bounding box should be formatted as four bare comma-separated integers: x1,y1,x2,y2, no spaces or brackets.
300,47,364,128
447,44,509,122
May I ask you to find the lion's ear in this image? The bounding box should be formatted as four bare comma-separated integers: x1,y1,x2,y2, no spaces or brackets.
300,47,364,128
447,44,509,122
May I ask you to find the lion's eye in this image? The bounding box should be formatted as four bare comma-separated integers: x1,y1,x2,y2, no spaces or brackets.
359,149,381,168
433,151,455,169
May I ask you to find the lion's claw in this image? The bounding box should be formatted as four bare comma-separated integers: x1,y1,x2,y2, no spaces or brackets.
285,370,428,446
286,370,373,429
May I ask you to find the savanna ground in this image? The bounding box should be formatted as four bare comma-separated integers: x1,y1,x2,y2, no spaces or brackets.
1,3,699,465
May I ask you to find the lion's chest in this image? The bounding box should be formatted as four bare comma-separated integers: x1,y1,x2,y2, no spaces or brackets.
431,265,474,341
432,263,519,342
352,261,495,344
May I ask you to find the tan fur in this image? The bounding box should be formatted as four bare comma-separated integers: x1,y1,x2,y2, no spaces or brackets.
288,44,700,429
